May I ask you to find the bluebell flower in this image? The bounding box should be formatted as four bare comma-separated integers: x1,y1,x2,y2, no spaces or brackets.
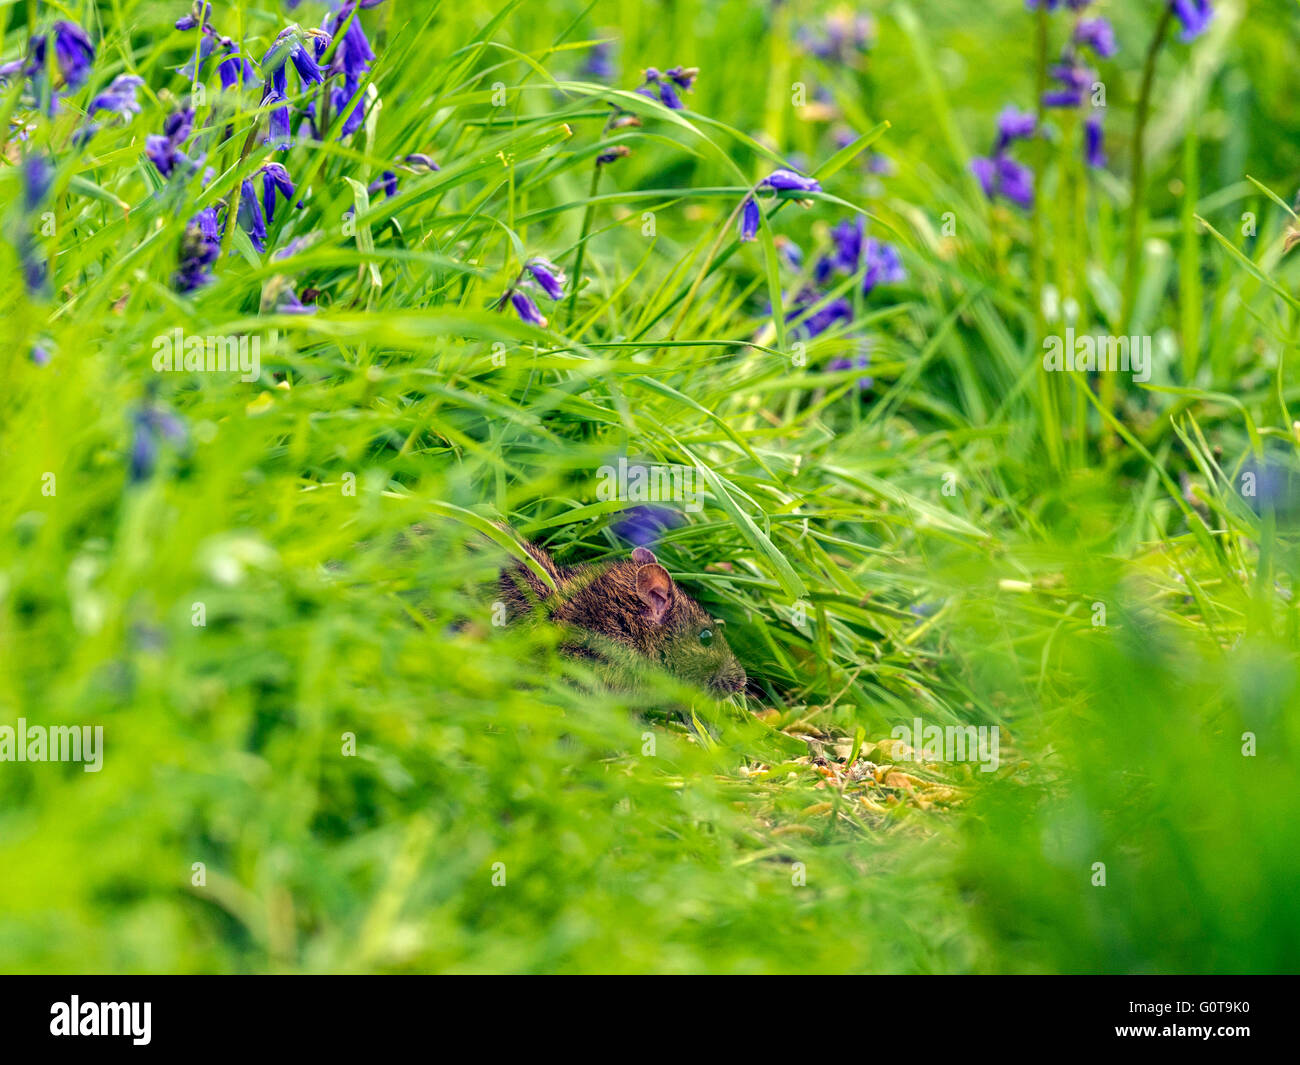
217,43,257,90
263,89,293,149
775,236,803,270
31,344,53,366
175,2,211,32
526,259,566,300
636,66,695,110
146,107,196,176
402,153,440,172
972,154,1034,209
995,105,1037,151
264,27,323,92
52,21,95,89
861,239,905,295
798,12,874,65
129,405,188,483
828,349,872,392
584,40,615,79
22,151,53,211
1084,113,1106,168
507,289,548,328
1043,58,1096,108
612,504,685,548
1171,0,1214,42
738,196,761,242
827,217,864,272
237,177,268,251
1074,18,1118,59
367,171,398,198
323,4,377,80
174,206,222,291
786,287,852,340
260,162,295,222
89,74,144,116
761,168,822,193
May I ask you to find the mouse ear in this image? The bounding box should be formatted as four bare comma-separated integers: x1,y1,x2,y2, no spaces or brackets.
631,546,657,566
635,562,673,624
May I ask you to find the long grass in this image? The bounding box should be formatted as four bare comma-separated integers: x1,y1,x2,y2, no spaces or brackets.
1,0,1298,973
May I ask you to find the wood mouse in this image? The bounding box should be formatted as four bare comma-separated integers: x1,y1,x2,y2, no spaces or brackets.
499,538,748,697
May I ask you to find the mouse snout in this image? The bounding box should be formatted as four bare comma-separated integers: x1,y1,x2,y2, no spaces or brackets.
710,663,747,696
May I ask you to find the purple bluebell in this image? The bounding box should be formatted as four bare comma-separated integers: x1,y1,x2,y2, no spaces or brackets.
129,405,188,483
175,2,211,32
1171,1,1214,42
174,206,221,291
861,239,905,295
323,4,377,80
508,289,548,328
146,107,196,176
367,171,398,198
613,504,685,548
995,105,1037,151
237,178,267,252
1074,18,1118,59
217,43,257,90
526,259,566,300
739,196,761,242
1084,113,1106,168
23,152,53,211
827,217,864,272
402,153,440,172
798,12,874,64
52,21,95,89
828,349,872,393
89,74,144,116
31,344,53,366
1043,58,1096,108
260,162,295,222
264,90,292,149
972,154,1035,209
786,287,852,340
637,66,694,110
761,169,822,193
584,40,615,79
775,236,803,270
596,145,631,166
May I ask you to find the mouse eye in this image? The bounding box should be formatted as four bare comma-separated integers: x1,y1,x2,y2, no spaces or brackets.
698,628,713,646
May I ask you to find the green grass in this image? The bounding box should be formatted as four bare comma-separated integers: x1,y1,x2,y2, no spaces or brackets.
2,0,1299,973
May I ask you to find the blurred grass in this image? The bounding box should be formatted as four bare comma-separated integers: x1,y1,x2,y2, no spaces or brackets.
1,0,1299,973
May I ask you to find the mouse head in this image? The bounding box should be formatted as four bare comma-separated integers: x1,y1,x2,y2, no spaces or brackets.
631,546,747,696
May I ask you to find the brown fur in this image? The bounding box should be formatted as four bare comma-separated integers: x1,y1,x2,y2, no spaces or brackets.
499,539,747,696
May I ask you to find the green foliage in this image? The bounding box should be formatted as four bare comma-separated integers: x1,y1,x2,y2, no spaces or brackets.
1,0,1298,973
